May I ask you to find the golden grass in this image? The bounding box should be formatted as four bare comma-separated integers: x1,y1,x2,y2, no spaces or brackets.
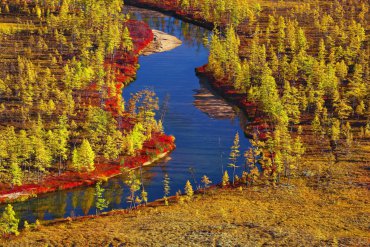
2,156,368,247
0,2,368,246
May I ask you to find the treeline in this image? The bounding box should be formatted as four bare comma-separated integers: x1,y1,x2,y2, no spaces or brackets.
0,0,163,186
178,0,259,26
203,0,369,183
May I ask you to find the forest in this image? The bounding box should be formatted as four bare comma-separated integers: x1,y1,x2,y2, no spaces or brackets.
128,0,369,184
0,0,174,203
0,0,369,245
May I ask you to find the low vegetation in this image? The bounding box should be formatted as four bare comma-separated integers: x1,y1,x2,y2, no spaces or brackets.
0,0,369,244
1,145,368,245
0,0,174,201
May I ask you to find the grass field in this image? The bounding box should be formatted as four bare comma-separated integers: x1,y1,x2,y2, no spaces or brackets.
3,141,369,246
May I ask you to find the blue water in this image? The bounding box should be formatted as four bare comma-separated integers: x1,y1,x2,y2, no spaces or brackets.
8,7,251,223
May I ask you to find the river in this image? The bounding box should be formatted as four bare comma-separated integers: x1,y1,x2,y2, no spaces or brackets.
9,6,251,223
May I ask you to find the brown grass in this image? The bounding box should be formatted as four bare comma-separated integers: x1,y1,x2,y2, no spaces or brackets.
2,150,369,246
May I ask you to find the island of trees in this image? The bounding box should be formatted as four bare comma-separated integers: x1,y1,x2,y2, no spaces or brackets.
0,0,175,204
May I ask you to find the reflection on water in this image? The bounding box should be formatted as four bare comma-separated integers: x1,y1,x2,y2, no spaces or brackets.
193,77,237,120
6,7,251,224
125,6,207,50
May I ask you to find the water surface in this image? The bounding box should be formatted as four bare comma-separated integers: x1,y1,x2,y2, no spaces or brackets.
9,7,251,223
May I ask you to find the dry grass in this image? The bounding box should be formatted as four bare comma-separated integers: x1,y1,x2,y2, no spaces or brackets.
2,154,368,247
0,2,369,246
1,87,369,247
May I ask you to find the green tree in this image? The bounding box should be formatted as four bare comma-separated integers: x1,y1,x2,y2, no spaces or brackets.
71,148,80,171
334,98,353,122
77,139,95,172
331,119,341,147
318,39,326,63
356,101,365,117
10,163,22,187
277,16,286,54
312,113,322,138
222,170,229,187
72,139,95,172
122,26,133,51
184,180,194,200
123,168,141,208
55,115,70,174
0,204,19,236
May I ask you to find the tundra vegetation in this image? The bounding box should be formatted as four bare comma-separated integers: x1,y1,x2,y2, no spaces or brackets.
0,0,167,189
0,0,175,233
0,0,369,245
129,0,369,185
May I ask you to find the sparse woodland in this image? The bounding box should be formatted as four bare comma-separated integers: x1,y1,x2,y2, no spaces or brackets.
0,0,369,245
205,0,369,188
0,0,168,189
131,0,369,185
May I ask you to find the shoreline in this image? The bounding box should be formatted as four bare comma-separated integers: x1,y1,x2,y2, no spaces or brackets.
125,1,214,31
0,20,179,205
125,3,264,137
141,29,182,56
0,133,175,204
196,65,260,138
1,3,368,246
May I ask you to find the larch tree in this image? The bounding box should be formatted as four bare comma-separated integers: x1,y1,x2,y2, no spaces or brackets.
55,115,70,174
228,132,240,185
184,180,194,200
222,170,230,187
10,163,22,187
77,139,95,172
0,204,19,236
163,173,170,205
201,175,212,194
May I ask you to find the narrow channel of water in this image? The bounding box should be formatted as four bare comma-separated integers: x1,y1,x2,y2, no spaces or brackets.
9,7,251,223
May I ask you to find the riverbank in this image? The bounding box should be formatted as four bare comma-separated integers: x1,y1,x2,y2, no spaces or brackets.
141,29,182,56
1,4,369,245
3,162,368,246
0,133,175,204
0,19,180,205
3,129,369,245
125,0,214,30
196,65,261,136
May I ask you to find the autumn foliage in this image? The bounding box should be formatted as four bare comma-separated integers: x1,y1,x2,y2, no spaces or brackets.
104,20,154,116
0,133,175,204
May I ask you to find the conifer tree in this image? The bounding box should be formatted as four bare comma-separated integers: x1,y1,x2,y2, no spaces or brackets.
55,115,69,174
71,148,80,171
163,173,170,205
222,170,229,187
228,132,240,185
10,163,22,187
78,139,95,172
184,180,194,200
201,175,212,194
312,113,322,138
0,204,19,236
331,119,341,147
123,169,141,208
334,98,353,122
122,26,133,52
